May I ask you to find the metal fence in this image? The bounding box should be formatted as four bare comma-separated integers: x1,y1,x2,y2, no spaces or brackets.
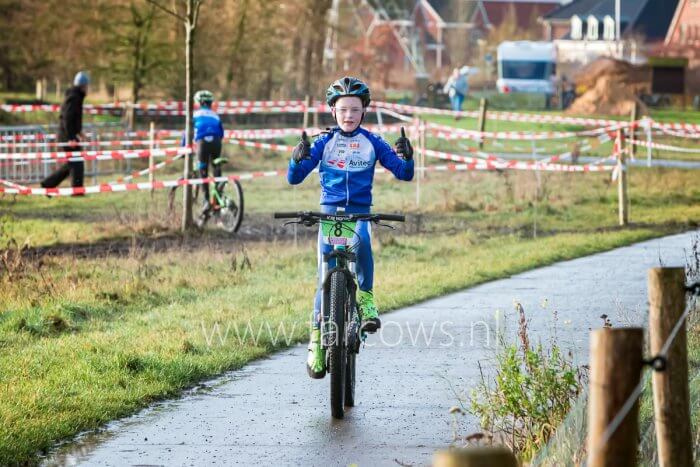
0,122,129,184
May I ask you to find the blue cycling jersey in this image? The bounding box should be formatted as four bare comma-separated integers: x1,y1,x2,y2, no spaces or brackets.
287,126,414,206
193,107,224,142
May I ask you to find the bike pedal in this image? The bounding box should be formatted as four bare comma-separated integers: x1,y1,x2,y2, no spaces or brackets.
360,320,381,334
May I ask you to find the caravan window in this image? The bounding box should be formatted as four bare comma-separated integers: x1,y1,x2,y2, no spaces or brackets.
501,61,553,80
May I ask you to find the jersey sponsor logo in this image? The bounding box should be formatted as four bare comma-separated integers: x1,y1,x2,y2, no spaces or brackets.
327,158,345,169
349,142,360,149
348,158,371,168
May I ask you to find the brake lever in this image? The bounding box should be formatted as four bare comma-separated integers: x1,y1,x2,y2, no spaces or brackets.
283,220,301,227
375,221,396,230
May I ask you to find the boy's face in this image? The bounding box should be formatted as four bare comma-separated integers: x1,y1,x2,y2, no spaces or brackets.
332,96,364,133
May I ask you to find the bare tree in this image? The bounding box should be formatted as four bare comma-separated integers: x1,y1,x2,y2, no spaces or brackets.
145,0,203,231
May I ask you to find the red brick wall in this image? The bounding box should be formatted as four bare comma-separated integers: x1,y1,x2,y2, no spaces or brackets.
667,0,700,45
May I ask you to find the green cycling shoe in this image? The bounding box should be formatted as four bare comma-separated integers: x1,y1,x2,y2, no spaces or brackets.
358,289,381,333
306,328,326,379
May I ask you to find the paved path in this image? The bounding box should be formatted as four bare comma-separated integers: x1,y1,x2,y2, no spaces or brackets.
44,231,699,467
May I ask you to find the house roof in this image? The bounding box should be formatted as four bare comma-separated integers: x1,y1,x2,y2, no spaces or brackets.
544,0,642,21
472,1,561,29
542,0,679,40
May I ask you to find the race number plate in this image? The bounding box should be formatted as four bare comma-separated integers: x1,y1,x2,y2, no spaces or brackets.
321,220,356,246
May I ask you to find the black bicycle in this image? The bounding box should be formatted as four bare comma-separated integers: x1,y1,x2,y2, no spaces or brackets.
274,210,405,419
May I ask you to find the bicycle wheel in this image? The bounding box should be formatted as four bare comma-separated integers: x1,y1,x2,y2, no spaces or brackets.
345,305,360,407
328,271,347,419
345,352,356,407
218,179,244,233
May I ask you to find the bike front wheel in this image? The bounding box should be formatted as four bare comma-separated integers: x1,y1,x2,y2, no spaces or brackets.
328,271,347,419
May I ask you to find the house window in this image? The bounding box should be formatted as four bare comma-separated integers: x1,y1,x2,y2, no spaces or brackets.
603,15,616,40
587,15,599,40
571,15,583,39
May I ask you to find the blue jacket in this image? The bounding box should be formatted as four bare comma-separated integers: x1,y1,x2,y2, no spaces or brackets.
287,127,414,206
192,107,224,142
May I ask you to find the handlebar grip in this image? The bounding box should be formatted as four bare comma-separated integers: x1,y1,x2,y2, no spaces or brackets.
377,213,406,222
273,212,300,219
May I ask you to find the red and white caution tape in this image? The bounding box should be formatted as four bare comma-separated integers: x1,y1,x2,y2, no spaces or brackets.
373,101,621,127
651,120,700,133
426,121,629,141
0,170,286,196
110,154,185,184
628,138,700,153
424,148,612,172
0,147,191,162
0,178,29,190
0,139,177,149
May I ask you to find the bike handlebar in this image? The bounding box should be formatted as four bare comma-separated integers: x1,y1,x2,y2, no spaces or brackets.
273,211,405,223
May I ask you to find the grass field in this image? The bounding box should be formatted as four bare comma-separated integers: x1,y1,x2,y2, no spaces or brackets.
1,98,700,464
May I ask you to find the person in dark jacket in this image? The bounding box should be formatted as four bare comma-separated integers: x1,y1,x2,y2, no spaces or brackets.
41,71,89,189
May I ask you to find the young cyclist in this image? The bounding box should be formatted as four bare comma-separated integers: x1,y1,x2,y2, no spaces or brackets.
286,76,414,379
192,90,225,215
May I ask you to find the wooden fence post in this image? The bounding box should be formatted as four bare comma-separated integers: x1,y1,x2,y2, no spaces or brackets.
587,328,644,467
648,267,693,467
617,129,629,226
303,95,310,130
149,121,155,197
629,103,638,160
477,98,488,150
433,446,517,467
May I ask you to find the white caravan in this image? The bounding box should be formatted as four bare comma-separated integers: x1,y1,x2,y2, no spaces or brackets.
497,41,557,94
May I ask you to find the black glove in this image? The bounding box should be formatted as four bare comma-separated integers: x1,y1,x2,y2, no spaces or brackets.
394,127,413,161
293,131,311,163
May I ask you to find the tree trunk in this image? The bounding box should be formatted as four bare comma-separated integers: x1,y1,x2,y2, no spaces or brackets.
182,1,194,231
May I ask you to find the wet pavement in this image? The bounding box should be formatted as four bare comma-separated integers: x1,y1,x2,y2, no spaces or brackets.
43,231,699,467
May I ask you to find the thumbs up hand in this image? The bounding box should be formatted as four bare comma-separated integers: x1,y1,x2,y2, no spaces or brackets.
293,131,312,163
394,127,413,161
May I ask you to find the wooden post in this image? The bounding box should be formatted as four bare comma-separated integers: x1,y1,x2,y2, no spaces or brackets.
629,103,638,160
477,98,488,150
416,118,425,207
587,328,644,467
617,129,629,226
644,117,653,168
35,79,45,101
313,99,319,129
149,121,155,197
303,95,311,131
55,78,61,101
648,267,693,467
433,446,517,467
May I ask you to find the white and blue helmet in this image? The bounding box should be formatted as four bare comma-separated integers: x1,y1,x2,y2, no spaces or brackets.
73,71,90,87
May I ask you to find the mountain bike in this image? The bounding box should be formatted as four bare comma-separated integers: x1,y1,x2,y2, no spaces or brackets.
168,156,244,233
273,210,405,419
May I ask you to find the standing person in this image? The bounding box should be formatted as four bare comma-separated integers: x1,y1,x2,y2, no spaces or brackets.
443,66,470,115
41,71,89,189
286,76,414,379
191,90,225,216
